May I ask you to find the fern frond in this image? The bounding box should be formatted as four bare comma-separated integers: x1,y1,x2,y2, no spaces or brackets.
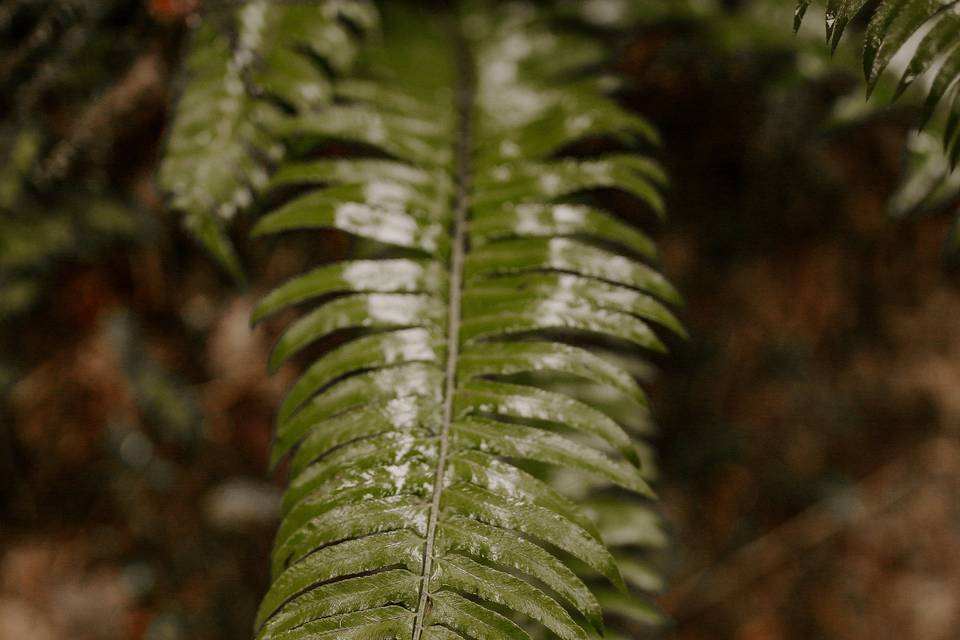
243,3,681,639
795,1,960,164
890,127,960,219
159,0,377,280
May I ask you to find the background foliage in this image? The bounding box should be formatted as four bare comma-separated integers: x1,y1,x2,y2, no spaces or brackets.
1,1,959,639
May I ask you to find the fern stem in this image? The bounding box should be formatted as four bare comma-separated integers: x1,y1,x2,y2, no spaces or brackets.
412,16,475,640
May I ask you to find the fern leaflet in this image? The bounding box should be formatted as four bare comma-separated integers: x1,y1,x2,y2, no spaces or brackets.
796,0,960,163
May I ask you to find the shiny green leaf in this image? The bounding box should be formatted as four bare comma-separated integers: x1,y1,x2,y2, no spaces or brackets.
256,531,423,628
284,432,437,514
270,158,444,192
459,297,667,352
288,396,440,476
443,483,625,590
448,450,601,538
428,591,531,640
258,570,420,638
458,341,647,406
463,272,685,337
895,11,960,97
253,260,446,323
452,418,654,495
279,107,451,167
472,202,659,260
252,190,447,252
473,156,666,218
268,294,444,372
455,378,639,464
865,0,944,92
825,0,871,49
272,494,429,575
435,554,587,640
465,237,681,304
438,515,603,630
273,361,442,471
276,336,442,428
922,44,960,126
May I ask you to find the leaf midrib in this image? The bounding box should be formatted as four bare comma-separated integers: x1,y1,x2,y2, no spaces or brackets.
411,19,475,640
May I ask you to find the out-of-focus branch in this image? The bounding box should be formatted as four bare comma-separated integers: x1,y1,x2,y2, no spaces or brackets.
666,436,960,620
36,52,168,184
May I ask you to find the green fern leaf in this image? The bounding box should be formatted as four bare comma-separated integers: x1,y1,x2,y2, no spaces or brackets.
824,0,872,50
178,2,685,638
796,0,960,161
894,10,960,99
862,0,945,92
159,1,377,280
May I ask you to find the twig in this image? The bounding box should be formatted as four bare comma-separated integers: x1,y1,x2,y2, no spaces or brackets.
665,435,959,619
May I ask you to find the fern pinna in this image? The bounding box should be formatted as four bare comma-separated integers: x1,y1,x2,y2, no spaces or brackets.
166,2,682,639
795,1,960,250
796,0,960,163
